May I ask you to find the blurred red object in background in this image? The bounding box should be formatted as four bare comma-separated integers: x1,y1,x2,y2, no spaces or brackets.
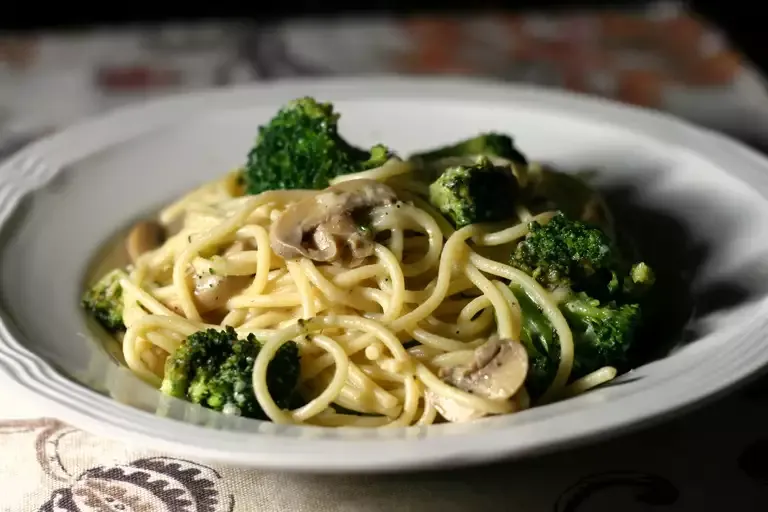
95,65,181,91
657,15,706,60
687,52,742,86
0,37,38,70
617,68,664,107
600,12,652,44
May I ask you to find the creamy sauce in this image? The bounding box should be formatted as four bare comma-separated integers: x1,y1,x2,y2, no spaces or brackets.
84,225,132,287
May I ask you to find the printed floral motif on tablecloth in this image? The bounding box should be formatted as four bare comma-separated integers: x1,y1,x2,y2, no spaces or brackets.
0,419,235,511
1,410,767,510
0,417,696,512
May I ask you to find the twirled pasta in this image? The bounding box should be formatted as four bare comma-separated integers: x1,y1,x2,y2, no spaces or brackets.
95,160,616,428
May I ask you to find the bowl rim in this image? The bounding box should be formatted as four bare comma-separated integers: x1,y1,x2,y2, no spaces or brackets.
1,75,768,473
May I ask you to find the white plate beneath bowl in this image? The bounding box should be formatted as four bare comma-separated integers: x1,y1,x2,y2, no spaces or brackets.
1,77,768,473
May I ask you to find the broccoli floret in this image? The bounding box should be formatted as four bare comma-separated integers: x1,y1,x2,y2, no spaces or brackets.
243,97,392,194
161,326,300,420
510,285,643,397
428,156,519,228
364,143,391,169
623,262,656,298
510,212,623,297
560,292,642,378
81,269,125,333
511,212,657,303
508,213,653,397
411,132,528,166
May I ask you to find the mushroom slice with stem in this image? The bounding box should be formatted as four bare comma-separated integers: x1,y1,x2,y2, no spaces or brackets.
269,179,398,267
125,220,166,263
429,338,529,423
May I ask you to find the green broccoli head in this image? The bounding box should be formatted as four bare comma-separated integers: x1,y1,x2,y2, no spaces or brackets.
510,284,643,397
243,97,393,194
160,326,301,420
510,212,623,295
428,156,519,228
410,132,528,166
560,292,642,378
506,209,654,396
81,269,125,333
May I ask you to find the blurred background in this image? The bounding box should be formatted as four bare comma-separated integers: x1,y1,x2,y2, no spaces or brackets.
0,1,763,150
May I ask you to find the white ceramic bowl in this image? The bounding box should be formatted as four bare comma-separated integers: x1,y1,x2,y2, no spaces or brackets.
1,77,767,472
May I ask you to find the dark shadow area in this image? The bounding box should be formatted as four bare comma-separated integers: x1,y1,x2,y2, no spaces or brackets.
599,181,768,370
738,436,768,485
742,373,768,401
514,153,766,386
601,183,703,365
0,2,654,29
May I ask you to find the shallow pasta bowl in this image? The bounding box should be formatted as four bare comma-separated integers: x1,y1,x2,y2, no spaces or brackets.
1,77,768,472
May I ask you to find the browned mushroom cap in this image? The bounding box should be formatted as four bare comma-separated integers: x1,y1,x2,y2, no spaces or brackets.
429,338,529,423
125,220,166,263
269,179,398,266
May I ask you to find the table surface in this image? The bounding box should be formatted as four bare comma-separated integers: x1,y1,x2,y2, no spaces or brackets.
2,6,768,511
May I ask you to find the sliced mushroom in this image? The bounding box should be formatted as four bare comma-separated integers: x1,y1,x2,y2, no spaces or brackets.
308,214,371,263
270,179,398,267
125,220,166,263
192,273,250,313
429,338,529,423
426,389,487,423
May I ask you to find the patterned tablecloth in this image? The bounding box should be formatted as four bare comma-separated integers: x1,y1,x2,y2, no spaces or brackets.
2,3,768,511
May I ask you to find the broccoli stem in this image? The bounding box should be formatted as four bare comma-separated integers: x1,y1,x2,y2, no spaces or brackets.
509,284,559,398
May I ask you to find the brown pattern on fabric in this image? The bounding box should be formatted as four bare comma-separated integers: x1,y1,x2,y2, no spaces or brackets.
0,417,234,512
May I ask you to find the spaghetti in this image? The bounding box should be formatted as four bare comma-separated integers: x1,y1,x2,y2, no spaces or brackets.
95,157,620,428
